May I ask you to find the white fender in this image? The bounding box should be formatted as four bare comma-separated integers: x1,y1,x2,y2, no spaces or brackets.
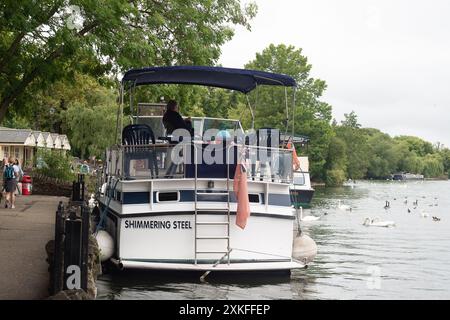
95,230,115,262
292,234,317,264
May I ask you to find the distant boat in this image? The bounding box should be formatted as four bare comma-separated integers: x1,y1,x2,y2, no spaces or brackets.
289,156,315,208
392,173,424,181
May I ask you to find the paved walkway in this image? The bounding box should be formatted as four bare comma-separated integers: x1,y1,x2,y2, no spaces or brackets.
0,194,67,300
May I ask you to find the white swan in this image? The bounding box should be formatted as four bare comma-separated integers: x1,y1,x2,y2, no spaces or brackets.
338,200,352,211
363,217,396,227
298,207,320,221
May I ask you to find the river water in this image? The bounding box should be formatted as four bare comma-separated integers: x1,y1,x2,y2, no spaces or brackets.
96,180,450,300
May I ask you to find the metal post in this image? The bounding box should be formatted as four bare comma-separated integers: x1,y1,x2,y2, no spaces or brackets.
52,201,64,295
292,88,297,141
245,95,255,130
194,142,197,265
72,180,79,202
80,206,89,291
226,143,231,265
80,174,85,201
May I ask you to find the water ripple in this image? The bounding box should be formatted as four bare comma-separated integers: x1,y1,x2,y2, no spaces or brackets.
97,180,450,300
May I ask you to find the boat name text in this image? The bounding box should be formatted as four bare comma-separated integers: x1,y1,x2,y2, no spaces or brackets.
124,219,192,229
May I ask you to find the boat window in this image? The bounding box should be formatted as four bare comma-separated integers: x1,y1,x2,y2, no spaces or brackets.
133,116,166,140
248,194,261,203
203,119,241,137
157,191,179,202
192,118,203,138
293,175,305,185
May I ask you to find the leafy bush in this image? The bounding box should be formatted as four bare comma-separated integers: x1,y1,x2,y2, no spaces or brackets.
325,169,346,187
35,148,75,181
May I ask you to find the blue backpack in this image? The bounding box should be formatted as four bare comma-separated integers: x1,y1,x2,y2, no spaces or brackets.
4,165,15,180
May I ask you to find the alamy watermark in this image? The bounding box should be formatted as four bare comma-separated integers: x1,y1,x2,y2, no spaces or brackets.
66,265,81,290
168,128,284,167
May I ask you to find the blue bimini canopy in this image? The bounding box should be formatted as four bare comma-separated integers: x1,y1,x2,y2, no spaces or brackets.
121,66,296,94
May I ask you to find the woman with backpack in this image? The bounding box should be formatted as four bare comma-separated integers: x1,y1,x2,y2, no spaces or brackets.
14,159,24,195
3,157,19,209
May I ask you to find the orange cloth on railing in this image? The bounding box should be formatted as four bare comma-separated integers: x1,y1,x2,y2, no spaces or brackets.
287,142,300,170
233,162,250,229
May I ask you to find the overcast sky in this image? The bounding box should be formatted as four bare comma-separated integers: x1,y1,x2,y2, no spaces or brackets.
219,0,450,147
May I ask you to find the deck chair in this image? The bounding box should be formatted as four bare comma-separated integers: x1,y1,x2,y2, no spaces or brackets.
122,124,158,179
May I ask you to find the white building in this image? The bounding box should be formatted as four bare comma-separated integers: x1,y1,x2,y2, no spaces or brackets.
0,127,71,168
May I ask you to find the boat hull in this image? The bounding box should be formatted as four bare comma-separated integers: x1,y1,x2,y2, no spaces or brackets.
111,258,304,271
289,188,315,208
100,205,305,271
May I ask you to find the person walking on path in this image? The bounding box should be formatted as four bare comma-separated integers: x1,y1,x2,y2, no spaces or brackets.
3,157,19,209
14,159,24,195
1,158,7,204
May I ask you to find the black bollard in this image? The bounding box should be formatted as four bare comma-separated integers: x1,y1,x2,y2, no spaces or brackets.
80,206,90,291
52,202,65,295
63,211,82,291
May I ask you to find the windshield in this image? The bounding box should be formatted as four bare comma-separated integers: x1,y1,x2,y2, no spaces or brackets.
136,117,166,139
202,118,241,133
131,116,242,141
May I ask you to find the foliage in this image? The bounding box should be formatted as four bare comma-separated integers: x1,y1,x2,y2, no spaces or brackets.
35,148,75,181
64,102,118,159
326,136,347,172
394,136,434,157
325,169,346,187
329,119,450,182
243,44,333,180
334,112,369,179
3,1,449,186
422,154,444,178
0,0,257,121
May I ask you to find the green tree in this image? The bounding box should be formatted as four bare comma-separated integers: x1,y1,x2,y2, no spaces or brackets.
439,148,450,174
243,44,333,180
422,154,444,178
325,169,347,187
341,110,361,128
364,129,400,179
35,148,75,181
326,136,347,171
334,111,369,179
64,102,119,159
0,0,257,121
394,136,434,157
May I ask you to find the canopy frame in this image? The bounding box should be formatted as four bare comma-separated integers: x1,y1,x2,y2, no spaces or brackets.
117,66,298,139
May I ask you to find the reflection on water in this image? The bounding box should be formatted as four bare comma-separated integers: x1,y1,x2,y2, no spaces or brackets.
97,180,450,300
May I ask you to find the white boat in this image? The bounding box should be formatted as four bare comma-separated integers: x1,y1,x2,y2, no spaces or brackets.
290,155,315,208
96,66,316,273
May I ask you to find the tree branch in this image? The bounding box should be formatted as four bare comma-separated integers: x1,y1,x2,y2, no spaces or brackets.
0,3,62,74
0,20,100,121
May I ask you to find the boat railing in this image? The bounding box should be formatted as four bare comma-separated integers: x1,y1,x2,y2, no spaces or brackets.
105,142,294,183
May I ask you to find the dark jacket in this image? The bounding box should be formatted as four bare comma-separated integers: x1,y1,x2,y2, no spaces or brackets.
162,110,193,135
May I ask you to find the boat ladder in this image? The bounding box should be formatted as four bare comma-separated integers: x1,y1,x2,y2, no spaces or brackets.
193,148,232,267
